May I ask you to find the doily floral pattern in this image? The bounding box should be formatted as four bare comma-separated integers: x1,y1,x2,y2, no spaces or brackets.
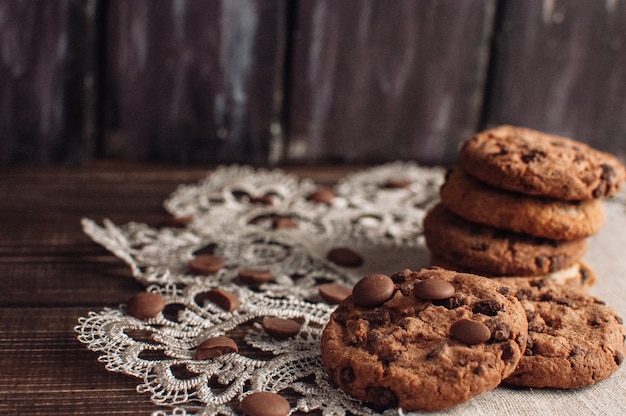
76,163,445,416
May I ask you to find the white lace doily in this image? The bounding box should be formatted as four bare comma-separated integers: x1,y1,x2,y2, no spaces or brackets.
76,163,626,416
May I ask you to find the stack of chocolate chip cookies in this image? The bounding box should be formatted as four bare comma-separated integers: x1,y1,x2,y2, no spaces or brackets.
424,125,626,287
321,127,626,410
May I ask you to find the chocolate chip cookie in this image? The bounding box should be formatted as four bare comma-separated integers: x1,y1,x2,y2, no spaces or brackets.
440,167,605,240
459,125,626,200
502,280,626,389
423,203,587,277
321,268,528,411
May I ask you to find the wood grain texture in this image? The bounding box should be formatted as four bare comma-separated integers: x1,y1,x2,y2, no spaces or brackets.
483,0,626,159
102,0,286,164
285,0,497,165
0,0,97,165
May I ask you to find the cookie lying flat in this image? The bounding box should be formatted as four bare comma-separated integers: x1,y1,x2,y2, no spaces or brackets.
423,203,587,277
321,268,528,411
431,255,597,291
501,280,625,389
459,125,626,200
440,167,605,241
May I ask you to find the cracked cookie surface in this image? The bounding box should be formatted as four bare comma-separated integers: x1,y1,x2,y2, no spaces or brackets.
321,268,528,411
459,125,626,200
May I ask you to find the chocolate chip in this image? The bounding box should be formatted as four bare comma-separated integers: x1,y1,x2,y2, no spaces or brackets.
569,346,584,358
450,318,491,345
196,288,241,312
194,336,238,360
261,317,301,339
126,292,166,319
240,392,290,416
484,319,511,342
501,341,517,362
515,288,534,301
249,194,274,205
615,351,624,366
188,254,225,275
364,386,398,410
593,164,618,198
383,178,412,188
340,366,355,384
160,214,193,228
474,365,487,375
535,255,548,269
318,283,352,304
414,279,455,300
272,216,298,229
472,299,504,316
238,268,274,284
352,274,395,307
433,293,465,309
498,286,511,296
326,247,364,268
307,187,336,204
524,338,535,356
521,149,546,163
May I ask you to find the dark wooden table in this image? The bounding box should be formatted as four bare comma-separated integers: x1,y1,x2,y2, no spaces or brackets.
0,162,362,415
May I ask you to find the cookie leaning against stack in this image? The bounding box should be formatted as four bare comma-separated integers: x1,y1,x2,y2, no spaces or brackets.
425,125,626,283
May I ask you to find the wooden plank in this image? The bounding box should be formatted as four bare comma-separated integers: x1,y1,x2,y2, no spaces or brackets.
285,0,497,166
0,307,159,415
483,0,626,159
102,0,286,164
0,0,96,165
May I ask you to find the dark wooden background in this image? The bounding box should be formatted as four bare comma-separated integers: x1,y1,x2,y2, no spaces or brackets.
2,0,626,166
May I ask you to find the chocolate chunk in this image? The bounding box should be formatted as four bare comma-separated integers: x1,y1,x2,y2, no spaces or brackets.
498,286,512,296
238,268,274,284
196,288,241,312
327,247,364,268
615,351,624,365
501,341,517,362
414,279,455,300
593,164,617,198
340,366,355,384
433,293,465,309
194,336,238,360
472,299,504,316
521,149,546,163
240,392,290,416
360,308,391,327
318,283,352,304
352,274,395,307
450,318,491,345
308,187,336,204
126,292,166,319
261,317,301,339
365,386,399,410
188,254,225,275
